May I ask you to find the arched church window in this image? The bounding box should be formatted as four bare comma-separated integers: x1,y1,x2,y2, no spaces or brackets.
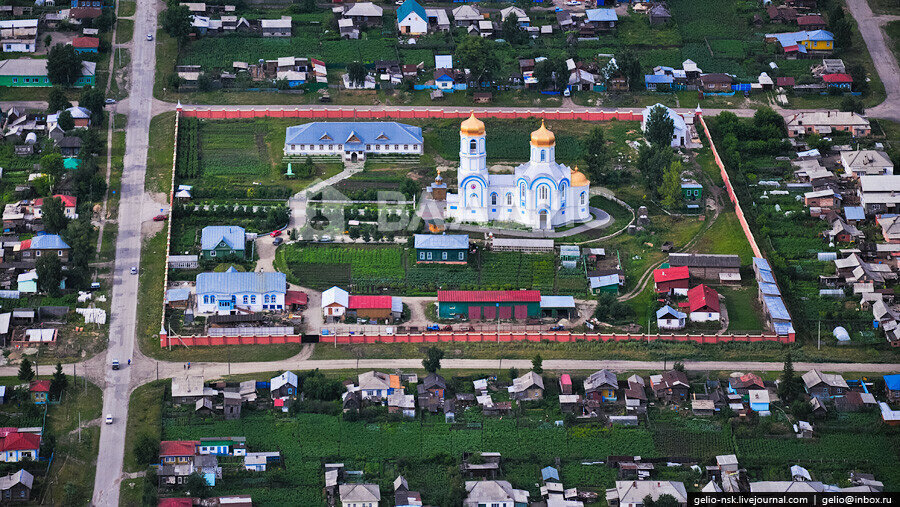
469,193,478,206
469,139,477,154
506,193,512,205
491,193,497,205
540,150,546,162
539,186,548,201
580,191,586,205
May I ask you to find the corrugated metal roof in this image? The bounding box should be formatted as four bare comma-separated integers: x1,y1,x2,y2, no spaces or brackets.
585,7,617,21
762,295,791,320
688,284,720,313
27,234,70,250
759,282,781,296
201,226,245,251
348,295,392,309
414,234,468,250
196,271,286,295
590,275,620,288
437,290,541,303
654,266,689,283
540,295,575,308
285,122,423,149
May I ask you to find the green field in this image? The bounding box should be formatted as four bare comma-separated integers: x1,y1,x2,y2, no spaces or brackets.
280,243,585,295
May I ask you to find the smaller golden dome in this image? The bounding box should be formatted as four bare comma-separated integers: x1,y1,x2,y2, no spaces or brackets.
460,112,485,136
530,120,556,147
571,166,590,187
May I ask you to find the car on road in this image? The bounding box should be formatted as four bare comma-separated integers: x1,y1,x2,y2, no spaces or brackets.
319,235,333,242
270,230,282,237
565,1,581,5
130,266,137,275
146,34,153,41
549,325,566,331
153,214,168,221
426,324,441,331
105,414,113,424
111,359,120,370
273,237,283,246
105,98,116,104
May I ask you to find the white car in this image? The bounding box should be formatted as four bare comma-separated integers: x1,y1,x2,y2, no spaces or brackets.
146,34,153,41
565,1,581,5
105,414,113,424
130,266,137,275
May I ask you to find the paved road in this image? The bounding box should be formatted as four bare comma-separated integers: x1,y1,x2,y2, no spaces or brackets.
90,0,158,503
845,0,900,121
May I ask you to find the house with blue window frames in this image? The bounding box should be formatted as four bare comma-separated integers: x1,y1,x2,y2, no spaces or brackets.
446,114,592,230
197,437,246,457
283,122,423,163
195,268,286,314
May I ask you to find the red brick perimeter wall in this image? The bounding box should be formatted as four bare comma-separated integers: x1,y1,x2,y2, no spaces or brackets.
160,331,793,347
179,108,643,122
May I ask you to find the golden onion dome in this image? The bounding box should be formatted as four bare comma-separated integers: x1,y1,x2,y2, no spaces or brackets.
530,120,556,147
570,166,590,187
460,112,485,136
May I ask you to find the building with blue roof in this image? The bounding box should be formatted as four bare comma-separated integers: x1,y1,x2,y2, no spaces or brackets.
657,305,686,330
284,122,423,163
541,466,560,482
644,74,674,91
585,8,618,28
200,226,246,261
196,268,287,314
885,374,900,403
765,30,834,54
21,234,71,263
414,233,469,263
397,0,427,35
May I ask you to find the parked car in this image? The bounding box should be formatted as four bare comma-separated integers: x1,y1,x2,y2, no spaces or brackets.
549,325,565,331
130,266,137,275
565,1,581,5
153,214,168,221
105,98,116,104
105,414,113,424
111,359,120,370
146,34,153,41
273,237,284,246
270,230,282,237
319,235,333,242
426,324,441,331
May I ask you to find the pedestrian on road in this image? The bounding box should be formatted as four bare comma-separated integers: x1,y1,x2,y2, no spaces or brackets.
127,359,131,366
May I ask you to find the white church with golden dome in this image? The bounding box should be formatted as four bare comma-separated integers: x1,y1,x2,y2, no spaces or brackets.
445,114,592,230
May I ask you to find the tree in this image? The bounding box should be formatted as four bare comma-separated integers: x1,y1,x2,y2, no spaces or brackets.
183,472,210,497
134,434,160,465
660,160,682,209
841,96,864,114
501,13,524,45
36,251,63,297
615,50,642,91
48,86,71,113
672,361,685,372
79,86,106,123
42,196,69,233
40,153,65,189
162,0,192,43
294,0,317,13
50,362,68,399
47,44,83,87
63,483,81,505
456,36,500,87
778,351,803,403
531,354,543,374
533,58,567,92
97,6,117,31
637,144,673,195
44,34,52,48
347,62,367,88
583,127,609,184
422,346,444,373
831,17,852,49
847,63,868,94
507,367,519,380
58,109,75,131
197,73,213,92
644,105,675,148
18,358,34,382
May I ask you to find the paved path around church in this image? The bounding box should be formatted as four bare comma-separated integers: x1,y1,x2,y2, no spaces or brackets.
444,206,611,238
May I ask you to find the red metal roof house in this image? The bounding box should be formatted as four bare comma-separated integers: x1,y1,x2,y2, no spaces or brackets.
687,284,721,322
653,266,690,295
437,290,542,320
0,431,40,462
159,440,199,465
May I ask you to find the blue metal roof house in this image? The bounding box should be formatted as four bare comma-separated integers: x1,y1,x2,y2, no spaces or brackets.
645,74,674,91
414,233,469,264
585,8,618,23
283,122,424,162
196,268,287,314
200,226,246,261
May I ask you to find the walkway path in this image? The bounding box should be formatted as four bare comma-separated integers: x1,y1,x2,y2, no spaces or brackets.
845,0,900,121
445,207,611,238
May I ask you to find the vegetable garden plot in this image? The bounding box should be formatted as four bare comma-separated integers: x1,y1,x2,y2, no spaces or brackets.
199,121,270,176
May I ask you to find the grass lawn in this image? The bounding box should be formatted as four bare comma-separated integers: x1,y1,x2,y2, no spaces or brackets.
116,18,134,44
886,20,900,65
869,0,900,15
119,0,136,16
719,285,766,333
691,211,755,265
146,112,176,194
123,380,165,473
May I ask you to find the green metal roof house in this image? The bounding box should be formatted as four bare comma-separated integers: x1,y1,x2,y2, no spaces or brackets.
437,290,541,320
201,226,246,261
414,234,468,264
0,59,96,87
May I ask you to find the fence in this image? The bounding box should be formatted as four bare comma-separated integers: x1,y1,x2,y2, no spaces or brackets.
160,330,793,347
179,107,644,122
161,109,181,340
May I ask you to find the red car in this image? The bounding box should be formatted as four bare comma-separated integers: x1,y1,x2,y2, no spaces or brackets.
270,230,282,237
152,214,168,221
